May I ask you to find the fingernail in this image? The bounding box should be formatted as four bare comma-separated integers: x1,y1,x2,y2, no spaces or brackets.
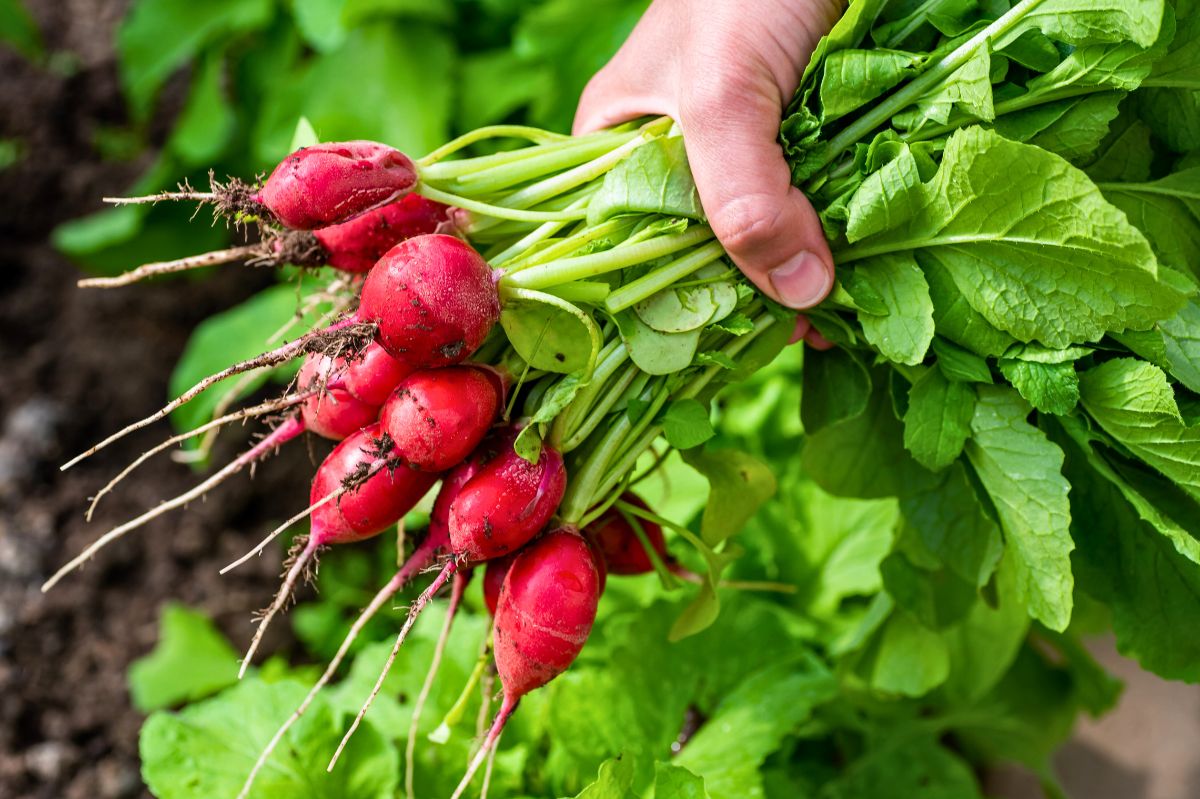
769,252,832,309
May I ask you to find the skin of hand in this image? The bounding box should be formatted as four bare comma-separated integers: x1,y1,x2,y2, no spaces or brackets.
574,0,843,347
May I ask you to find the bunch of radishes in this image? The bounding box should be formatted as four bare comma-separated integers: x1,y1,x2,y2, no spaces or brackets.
55,128,752,798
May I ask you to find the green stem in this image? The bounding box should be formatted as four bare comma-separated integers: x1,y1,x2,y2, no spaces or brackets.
417,125,568,166
904,84,1111,143
501,217,639,275
557,343,631,447
541,281,611,304
485,197,592,266
561,364,638,453
418,185,587,223
503,226,714,290
808,0,1046,175
441,133,638,194
604,240,726,312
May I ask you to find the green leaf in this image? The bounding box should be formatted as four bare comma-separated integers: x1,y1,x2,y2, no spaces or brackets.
118,0,273,116
932,336,993,383
851,600,951,696
674,658,837,799
855,253,936,365
900,462,1004,587
880,552,977,630
663,399,715,450
902,368,975,471
1086,116,1155,182
923,254,1017,358
168,53,236,165
1100,166,1200,274
803,376,940,499
501,297,596,374
819,48,924,122
0,0,42,59
254,23,453,163
140,678,398,799
654,763,710,799
897,47,994,130
964,386,1074,631
1079,358,1200,501
1134,0,1200,151
169,283,327,436
634,284,719,333
1050,415,1200,680
681,448,776,548
1160,300,1200,393
1021,0,1164,47
588,136,704,224
840,127,1185,348
845,144,925,242
128,604,239,712
570,755,637,799
993,92,1124,164
827,730,984,798
997,344,1084,415
293,0,348,53
613,310,701,376
801,347,872,433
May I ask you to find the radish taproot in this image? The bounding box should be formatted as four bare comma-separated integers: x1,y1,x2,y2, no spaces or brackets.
380,366,502,472
451,527,601,798
240,422,437,676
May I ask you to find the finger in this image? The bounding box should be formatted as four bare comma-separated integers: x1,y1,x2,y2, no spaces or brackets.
788,316,811,345
678,78,835,310
804,328,835,350
573,68,673,135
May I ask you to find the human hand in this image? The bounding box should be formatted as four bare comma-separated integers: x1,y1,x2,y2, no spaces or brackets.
574,0,842,348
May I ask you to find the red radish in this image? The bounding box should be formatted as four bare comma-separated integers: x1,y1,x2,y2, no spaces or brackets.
65,235,495,471
256,141,418,229
330,438,565,766
380,366,502,472
79,197,453,289
451,527,601,798
297,342,412,440
448,442,567,562
313,195,453,273
585,493,669,575
240,422,436,676
358,234,500,368
482,553,516,616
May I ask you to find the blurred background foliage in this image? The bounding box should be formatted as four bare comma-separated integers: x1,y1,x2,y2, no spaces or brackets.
49,0,651,279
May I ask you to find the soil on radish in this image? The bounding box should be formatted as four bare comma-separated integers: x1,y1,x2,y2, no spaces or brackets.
0,4,312,796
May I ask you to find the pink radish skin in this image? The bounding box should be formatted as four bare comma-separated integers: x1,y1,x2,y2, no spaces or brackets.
449,528,600,798
309,423,438,546
482,553,516,616
358,234,500,369
313,195,452,273
584,493,669,575
256,141,418,230
448,444,566,563
297,342,412,440
380,366,501,472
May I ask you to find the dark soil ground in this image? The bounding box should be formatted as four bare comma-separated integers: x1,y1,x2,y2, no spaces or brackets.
0,3,310,797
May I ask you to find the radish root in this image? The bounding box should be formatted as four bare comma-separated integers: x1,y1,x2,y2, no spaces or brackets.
328,558,461,772
405,570,468,797
77,245,261,288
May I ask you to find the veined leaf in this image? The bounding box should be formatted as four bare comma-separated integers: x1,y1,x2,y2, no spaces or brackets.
855,253,936,365
902,367,975,470
964,386,1073,631
1079,358,1200,501
588,135,704,224
838,127,1185,347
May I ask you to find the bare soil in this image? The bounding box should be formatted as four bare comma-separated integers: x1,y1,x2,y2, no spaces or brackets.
0,3,311,797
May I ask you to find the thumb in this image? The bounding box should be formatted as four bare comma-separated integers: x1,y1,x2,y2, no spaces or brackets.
678,84,834,310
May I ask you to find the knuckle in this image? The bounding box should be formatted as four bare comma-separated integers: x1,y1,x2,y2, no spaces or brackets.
708,194,788,258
